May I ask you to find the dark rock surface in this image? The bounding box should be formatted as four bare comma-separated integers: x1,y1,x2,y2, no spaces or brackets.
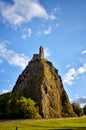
13,58,76,118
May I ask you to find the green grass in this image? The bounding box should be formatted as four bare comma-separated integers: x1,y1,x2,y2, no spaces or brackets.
0,117,86,130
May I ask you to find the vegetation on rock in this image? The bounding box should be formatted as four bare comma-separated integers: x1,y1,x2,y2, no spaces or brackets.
13,58,76,118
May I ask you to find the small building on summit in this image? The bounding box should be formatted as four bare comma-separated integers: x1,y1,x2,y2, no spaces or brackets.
33,46,44,59
39,46,44,58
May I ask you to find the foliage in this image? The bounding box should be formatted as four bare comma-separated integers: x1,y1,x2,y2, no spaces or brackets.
83,105,86,115
0,92,39,119
72,103,84,117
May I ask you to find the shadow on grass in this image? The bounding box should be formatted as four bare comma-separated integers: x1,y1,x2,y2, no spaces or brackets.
50,128,86,130
16,123,86,130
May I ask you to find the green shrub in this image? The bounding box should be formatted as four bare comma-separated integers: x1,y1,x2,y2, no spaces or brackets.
72,103,84,117
83,105,86,115
0,92,39,119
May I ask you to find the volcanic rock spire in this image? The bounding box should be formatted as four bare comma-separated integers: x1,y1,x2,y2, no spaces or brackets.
13,46,76,118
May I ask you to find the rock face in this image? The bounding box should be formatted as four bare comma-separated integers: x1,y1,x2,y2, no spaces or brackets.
13,47,76,118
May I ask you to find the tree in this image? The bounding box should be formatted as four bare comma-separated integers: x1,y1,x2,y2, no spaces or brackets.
83,105,86,115
17,97,39,118
0,92,12,118
0,92,39,119
72,103,84,117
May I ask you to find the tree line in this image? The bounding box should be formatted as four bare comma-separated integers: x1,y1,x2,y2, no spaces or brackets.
0,92,86,119
72,102,86,117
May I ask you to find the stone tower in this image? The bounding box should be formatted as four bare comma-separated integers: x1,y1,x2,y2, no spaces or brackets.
39,46,44,58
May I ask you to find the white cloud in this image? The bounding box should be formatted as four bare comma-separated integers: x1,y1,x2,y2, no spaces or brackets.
66,64,71,68
44,27,51,35
80,103,86,108
0,42,29,69
77,63,86,74
0,89,9,94
44,47,50,57
81,50,86,54
36,27,52,37
63,68,77,86
0,0,55,26
71,95,86,108
63,63,86,86
22,28,32,40
49,7,60,21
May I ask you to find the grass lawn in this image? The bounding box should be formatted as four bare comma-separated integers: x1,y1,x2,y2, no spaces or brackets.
0,117,86,130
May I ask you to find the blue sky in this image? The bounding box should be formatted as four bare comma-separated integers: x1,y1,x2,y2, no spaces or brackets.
0,0,86,107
